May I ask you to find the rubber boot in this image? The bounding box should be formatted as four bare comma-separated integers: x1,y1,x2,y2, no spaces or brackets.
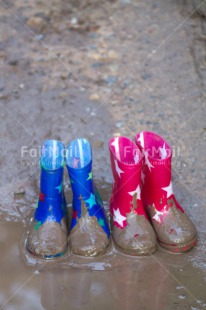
26,140,68,259
135,131,197,253
108,136,157,256
66,138,110,257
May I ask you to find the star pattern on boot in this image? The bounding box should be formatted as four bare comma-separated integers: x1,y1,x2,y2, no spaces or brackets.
111,137,119,155
114,159,124,178
162,181,173,198
98,218,105,227
159,143,167,159
87,171,92,180
39,192,45,201
134,152,139,164
144,151,154,171
73,210,78,219
85,193,97,209
152,210,164,223
137,132,144,148
128,185,141,200
113,208,126,227
55,181,62,193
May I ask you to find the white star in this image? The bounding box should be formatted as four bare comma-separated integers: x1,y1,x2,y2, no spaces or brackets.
114,159,124,178
141,171,145,183
159,143,167,160
128,185,141,200
152,210,164,223
144,151,154,171
113,208,126,227
111,137,120,159
175,227,183,234
137,132,144,148
162,181,173,198
134,152,139,164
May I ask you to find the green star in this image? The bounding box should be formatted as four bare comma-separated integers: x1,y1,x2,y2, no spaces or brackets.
34,221,42,231
70,179,75,184
98,218,105,227
87,171,92,181
85,193,96,209
55,182,62,193
95,190,103,206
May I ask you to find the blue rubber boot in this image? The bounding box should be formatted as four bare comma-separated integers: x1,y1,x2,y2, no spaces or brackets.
26,140,68,259
66,138,110,256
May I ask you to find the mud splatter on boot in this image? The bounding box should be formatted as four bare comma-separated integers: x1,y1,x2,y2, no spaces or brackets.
26,140,68,259
109,136,157,256
135,131,197,253
66,138,110,257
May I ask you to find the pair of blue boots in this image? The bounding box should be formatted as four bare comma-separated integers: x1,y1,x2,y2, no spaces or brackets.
26,139,110,259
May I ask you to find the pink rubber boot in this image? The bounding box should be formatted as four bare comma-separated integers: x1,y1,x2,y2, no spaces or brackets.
108,136,157,255
135,131,197,253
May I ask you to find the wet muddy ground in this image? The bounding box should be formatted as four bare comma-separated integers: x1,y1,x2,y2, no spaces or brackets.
0,0,206,309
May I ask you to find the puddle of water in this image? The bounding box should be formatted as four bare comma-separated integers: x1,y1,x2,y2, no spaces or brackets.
1,181,206,310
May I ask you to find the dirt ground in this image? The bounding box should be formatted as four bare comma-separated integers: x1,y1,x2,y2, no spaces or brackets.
0,0,206,309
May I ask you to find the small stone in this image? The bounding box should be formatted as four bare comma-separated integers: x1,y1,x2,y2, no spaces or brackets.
91,62,104,68
9,59,18,66
35,34,44,41
79,87,86,92
0,93,8,100
111,100,118,105
59,92,67,99
71,17,78,25
0,51,6,59
14,187,25,196
107,50,119,60
19,84,25,89
179,295,185,299
61,73,68,80
115,122,122,128
104,76,117,86
27,16,46,33
88,50,118,62
89,93,100,101
176,285,184,290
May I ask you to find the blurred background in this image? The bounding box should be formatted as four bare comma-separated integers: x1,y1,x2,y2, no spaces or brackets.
0,0,206,309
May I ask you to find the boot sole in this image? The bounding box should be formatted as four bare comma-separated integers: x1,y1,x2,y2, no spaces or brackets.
26,244,67,260
158,236,197,254
114,242,157,256
71,239,112,257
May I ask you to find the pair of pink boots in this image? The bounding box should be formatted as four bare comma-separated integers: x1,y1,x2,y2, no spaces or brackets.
108,131,197,255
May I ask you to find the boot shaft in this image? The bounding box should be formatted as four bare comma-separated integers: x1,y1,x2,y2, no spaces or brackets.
135,131,172,189
39,140,65,199
108,137,147,220
66,138,94,200
135,131,180,210
66,138,110,238
109,136,143,193
34,140,66,225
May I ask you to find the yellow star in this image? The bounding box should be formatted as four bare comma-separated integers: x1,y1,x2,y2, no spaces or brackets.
87,171,92,180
